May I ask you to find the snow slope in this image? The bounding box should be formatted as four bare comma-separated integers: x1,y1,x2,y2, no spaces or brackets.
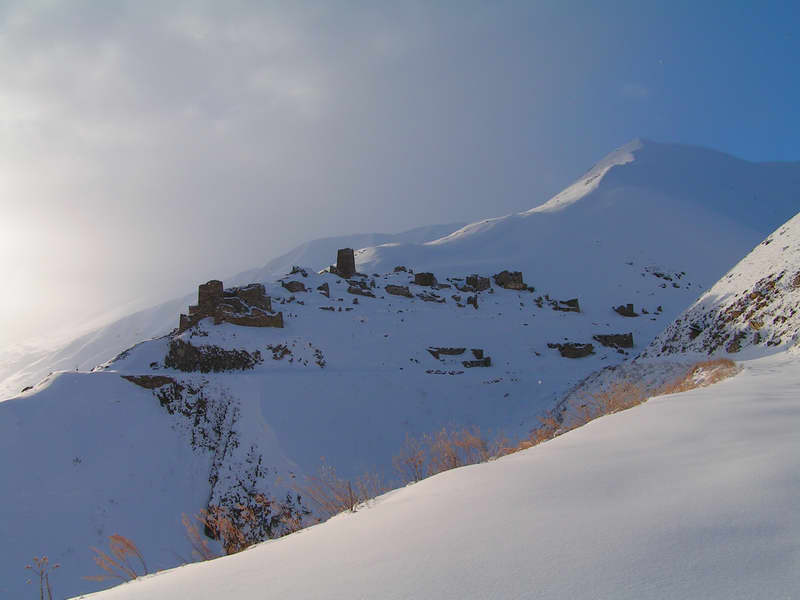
77,351,800,600
3,139,799,598
0,223,464,400
645,211,800,359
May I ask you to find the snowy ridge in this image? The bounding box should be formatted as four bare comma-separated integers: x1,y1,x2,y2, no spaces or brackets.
522,138,642,214
644,211,800,359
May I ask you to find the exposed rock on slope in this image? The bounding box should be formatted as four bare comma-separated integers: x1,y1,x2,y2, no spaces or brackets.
644,211,800,358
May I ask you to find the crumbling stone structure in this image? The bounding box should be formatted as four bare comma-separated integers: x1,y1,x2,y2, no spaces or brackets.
466,274,491,291
330,248,356,278
547,342,595,358
614,303,639,317
414,272,437,287
593,333,634,349
179,280,283,332
554,298,581,313
493,270,526,290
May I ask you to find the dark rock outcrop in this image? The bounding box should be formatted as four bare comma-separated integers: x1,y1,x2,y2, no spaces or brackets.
121,375,177,389
463,357,491,367
165,339,263,373
427,347,466,359
348,286,376,298
282,281,307,293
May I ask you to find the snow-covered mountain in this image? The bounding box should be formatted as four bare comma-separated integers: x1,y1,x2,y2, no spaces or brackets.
0,223,464,400
2,139,799,599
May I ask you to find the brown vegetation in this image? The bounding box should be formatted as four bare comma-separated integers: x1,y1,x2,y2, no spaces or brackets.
657,358,739,395
84,534,148,583
183,493,312,559
26,556,59,600
295,464,388,520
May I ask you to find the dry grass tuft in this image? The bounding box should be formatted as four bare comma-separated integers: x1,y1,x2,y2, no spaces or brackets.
26,555,59,600
393,426,511,484
84,534,147,583
295,464,388,520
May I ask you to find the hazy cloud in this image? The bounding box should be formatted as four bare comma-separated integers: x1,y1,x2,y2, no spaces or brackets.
0,1,797,346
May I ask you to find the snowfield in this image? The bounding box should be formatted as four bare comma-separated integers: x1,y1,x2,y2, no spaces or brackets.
77,351,800,600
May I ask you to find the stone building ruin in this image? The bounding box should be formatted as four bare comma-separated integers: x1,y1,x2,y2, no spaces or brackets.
330,248,356,278
178,280,284,332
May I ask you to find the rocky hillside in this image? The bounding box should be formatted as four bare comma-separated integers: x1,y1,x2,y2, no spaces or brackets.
644,211,800,359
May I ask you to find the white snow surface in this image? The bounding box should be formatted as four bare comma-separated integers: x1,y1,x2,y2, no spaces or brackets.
78,351,800,600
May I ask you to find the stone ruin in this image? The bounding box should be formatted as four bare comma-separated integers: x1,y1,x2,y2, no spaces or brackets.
414,272,437,287
465,274,491,291
178,280,284,332
614,303,639,317
593,333,634,349
547,342,595,358
493,270,526,290
330,248,356,278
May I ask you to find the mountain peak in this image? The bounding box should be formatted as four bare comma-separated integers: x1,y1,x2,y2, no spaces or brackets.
522,139,643,215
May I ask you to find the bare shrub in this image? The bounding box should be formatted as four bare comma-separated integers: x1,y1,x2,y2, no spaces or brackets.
658,358,739,395
393,433,427,484
84,534,148,583
182,513,218,561
296,464,388,520
26,556,59,600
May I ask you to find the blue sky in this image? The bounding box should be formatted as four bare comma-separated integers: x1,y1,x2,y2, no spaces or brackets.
0,0,798,345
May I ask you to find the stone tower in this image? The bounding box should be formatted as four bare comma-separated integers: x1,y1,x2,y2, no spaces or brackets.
336,248,356,278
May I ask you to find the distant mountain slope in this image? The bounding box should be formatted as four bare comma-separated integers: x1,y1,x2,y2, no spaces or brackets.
356,140,799,300
79,351,800,600
0,223,464,400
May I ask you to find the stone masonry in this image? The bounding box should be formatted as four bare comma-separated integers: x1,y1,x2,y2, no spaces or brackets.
179,281,283,332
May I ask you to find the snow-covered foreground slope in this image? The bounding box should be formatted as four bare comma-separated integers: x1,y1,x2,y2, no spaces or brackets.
0,223,464,400
79,352,800,600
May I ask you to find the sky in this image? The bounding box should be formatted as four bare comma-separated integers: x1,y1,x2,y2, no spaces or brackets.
1,0,799,348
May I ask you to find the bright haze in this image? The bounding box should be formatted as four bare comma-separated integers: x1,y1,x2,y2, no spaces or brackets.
1,1,798,348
